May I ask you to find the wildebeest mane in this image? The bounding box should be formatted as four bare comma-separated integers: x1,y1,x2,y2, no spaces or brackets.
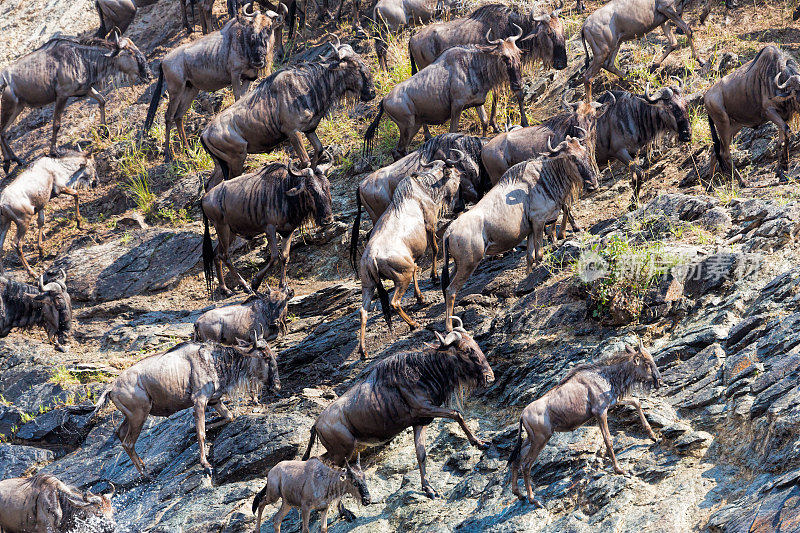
455,45,513,93
0,277,45,336
557,349,646,398
255,163,317,230
466,3,541,62
371,345,475,407
210,343,266,398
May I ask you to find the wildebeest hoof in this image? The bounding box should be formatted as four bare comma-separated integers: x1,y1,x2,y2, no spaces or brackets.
55,343,68,353
217,287,233,298
203,466,214,478
339,506,357,522
422,484,439,499
473,439,489,450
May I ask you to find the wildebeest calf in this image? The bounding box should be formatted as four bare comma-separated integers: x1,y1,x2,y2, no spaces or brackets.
92,330,280,478
194,284,293,343
0,151,97,277
252,456,371,533
508,340,663,504
0,473,115,533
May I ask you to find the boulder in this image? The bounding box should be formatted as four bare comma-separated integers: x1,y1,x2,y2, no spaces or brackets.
0,443,54,478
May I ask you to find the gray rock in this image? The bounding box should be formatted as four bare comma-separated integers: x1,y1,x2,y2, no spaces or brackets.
0,443,54,478
673,431,713,455
0,403,23,438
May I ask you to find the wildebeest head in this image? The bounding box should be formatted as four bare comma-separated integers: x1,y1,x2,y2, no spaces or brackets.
37,269,72,352
287,158,334,227
260,284,294,340
238,328,280,391
55,479,115,532
434,317,494,388
561,91,615,157
643,83,691,143
547,134,599,193
773,70,800,105
65,151,98,190
526,4,567,69
485,27,525,92
321,38,376,102
104,29,151,82
342,454,371,505
237,3,284,70
418,150,465,213
625,338,663,390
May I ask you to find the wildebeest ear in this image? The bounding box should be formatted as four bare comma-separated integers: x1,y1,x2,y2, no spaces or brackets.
625,344,636,354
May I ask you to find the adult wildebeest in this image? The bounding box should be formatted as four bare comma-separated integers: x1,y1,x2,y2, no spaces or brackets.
596,84,690,203
581,0,703,99
92,330,279,478
0,473,115,533
303,320,493,508
356,154,463,358
0,152,97,277
201,159,333,295
0,270,72,352
508,340,663,504
252,456,371,533
441,136,599,331
704,45,800,183
194,284,293,343
364,31,525,160
408,3,567,133
0,33,151,174
95,0,152,35
144,4,285,162
201,40,375,187
370,0,461,70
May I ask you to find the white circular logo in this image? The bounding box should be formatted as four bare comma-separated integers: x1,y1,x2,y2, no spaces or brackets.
576,251,609,283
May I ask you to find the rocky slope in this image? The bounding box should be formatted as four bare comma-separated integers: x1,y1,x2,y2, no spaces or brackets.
1,1,800,532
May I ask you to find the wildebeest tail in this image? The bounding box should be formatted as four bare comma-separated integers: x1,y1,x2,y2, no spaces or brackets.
708,114,722,165
226,0,236,18
507,418,524,466
349,186,363,275
202,208,215,297
252,483,268,514
370,262,392,330
90,386,112,421
581,28,590,71
363,100,384,158
287,0,297,38
409,43,418,75
95,0,107,37
302,425,317,460
143,63,165,132
441,237,451,301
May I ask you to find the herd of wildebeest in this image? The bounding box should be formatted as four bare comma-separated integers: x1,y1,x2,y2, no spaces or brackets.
0,0,798,531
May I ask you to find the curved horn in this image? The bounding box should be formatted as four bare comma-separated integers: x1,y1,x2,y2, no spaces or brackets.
547,136,558,153
356,452,361,469
644,82,660,103
575,126,589,139
602,91,616,106
57,268,66,282
288,160,307,176
326,32,341,48
242,2,256,16
508,23,523,44
670,75,684,91
443,330,462,347
251,328,258,346
451,316,464,331
434,331,446,345
104,482,116,499
419,156,435,168
278,1,288,16
638,337,645,352
775,72,790,90
486,28,502,46
445,149,465,167
38,274,45,292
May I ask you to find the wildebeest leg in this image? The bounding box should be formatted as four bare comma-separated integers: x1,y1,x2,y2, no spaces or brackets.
597,410,624,474
271,500,291,533
214,223,237,295
0,89,25,173
193,397,213,477
407,397,488,449
305,130,324,167
657,5,701,64
520,434,548,505
654,24,678,67
395,120,422,160
532,222,545,263
50,97,69,156
444,259,479,332
252,226,280,291
359,286,373,358
319,503,331,533
412,268,425,305
617,397,658,440
12,219,35,278
36,210,45,260
427,228,438,282
413,425,438,498
287,130,311,167
476,106,490,138
603,45,625,79
422,124,432,141
449,106,464,133
390,273,419,329
489,93,500,132
277,230,293,288
765,106,791,181
115,404,150,476
207,400,234,429
300,505,312,533
173,88,199,157
0,218,9,272
61,186,83,229
88,87,107,129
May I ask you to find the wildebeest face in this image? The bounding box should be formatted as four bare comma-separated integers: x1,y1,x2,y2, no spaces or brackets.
37,270,72,352
306,170,334,227
65,491,115,532
627,340,663,390
773,71,800,104
262,285,293,339
73,156,98,190
436,320,495,387
240,12,279,70
251,344,281,391
551,136,599,192
528,12,567,70
646,87,691,143
343,456,371,505
109,37,152,83
496,39,524,92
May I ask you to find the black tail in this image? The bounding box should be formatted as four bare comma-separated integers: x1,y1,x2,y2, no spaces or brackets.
363,100,384,158
252,483,268,514
202,209,215,297
190,0,197,25
507,419,524,466
581,28,590,71
200,135,229,189
95,0,107,37
441,237,451,301
708,114,722,164
409,43,418,75
227,0,237,18
287,0,297,39
302,425,317,460
371,266,392,330
349,186,363,275
143,64,165,133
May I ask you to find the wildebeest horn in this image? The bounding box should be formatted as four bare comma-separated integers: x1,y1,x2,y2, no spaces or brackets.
103,482,116,499
251,328,259,346
242,2,256,16
644,82,658,103
551,0,564,16
508,24,523,43
638,337,645,352
278,1,288,17
451,316,468,334
104,27,123,57
575,126,588,139
38,274,45,292
670,75,684,91
602,91,616,106
326,33,341,48
444,149,465,167
356,452,361,468
444,330,462,346
486,29,502,46
288,160,306,176
774,72,794,91
419,156,435,168
547,136,558,153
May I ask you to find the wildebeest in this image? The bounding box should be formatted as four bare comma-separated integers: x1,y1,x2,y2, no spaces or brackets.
0,473,115,533
508,340,663,504
370,0,461,70
356,154,463,358
364,31,525,160
0,152,97,277
95,0,152,35
201,159,333,295
92,331,279,478
596,85,690,203
441,137,599,331
581,0,702,99
201,40,375,187
144,5,285,162
704,45,800,183
408,3,567,133
0,270,72,352
303,320,494,503
252,456,371,533
194,284,294,343
0,33,151,174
